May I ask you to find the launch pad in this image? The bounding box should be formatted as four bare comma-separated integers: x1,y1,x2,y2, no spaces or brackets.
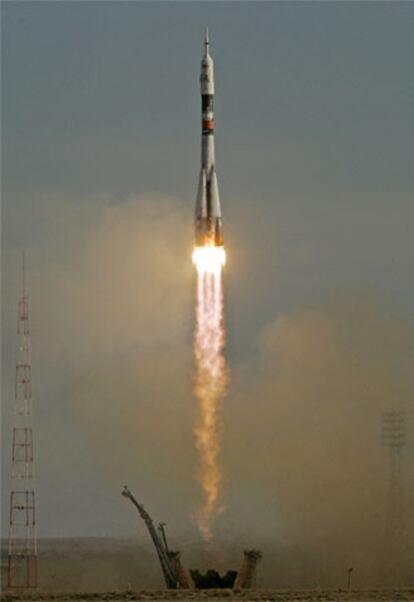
122,486,262,590
190,569,238,589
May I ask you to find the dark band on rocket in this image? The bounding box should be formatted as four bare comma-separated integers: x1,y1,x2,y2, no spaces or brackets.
202,95,214,113
202,94,214,134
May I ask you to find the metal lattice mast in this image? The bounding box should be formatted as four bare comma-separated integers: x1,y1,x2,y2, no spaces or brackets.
7,254,38,589
381,409,406,584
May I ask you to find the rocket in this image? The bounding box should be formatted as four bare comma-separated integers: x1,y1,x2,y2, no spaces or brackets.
194,29,223,248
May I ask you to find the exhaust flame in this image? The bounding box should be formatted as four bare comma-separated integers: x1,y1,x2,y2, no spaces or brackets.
193,245,228,542
192,245,226,275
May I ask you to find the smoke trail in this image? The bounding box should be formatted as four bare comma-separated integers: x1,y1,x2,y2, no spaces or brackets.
193,248,228,542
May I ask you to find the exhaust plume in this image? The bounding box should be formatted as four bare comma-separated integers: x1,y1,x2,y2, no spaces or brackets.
193,246,228,542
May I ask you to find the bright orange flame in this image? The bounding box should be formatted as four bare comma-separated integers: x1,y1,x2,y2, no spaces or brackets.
193,244,228,542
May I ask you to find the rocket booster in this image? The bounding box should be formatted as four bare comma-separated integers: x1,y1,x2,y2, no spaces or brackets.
194,30,223,247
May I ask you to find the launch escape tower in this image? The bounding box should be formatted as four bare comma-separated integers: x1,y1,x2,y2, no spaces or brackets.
381,410,406,584
7,256,38,589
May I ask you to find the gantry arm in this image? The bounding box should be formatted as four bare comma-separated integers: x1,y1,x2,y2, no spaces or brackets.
122,486,177,588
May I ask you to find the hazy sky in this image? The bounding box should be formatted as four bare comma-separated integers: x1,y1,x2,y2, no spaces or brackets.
1,0,414,583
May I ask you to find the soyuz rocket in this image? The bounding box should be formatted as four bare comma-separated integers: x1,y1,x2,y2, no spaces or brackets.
194,30,223,248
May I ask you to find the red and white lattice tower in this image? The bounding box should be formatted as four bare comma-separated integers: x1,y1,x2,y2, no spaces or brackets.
7,255,38,588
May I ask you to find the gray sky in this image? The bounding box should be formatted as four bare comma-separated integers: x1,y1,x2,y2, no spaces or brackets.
1,0,414,582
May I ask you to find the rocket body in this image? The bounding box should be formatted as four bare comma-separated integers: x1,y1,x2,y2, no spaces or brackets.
194,31,223,247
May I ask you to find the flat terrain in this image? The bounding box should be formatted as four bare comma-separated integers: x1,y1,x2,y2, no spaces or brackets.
1,590,414,602
2,539,412,595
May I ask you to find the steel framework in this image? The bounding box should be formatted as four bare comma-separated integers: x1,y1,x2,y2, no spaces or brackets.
381,409,406,584
7,256,38,588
